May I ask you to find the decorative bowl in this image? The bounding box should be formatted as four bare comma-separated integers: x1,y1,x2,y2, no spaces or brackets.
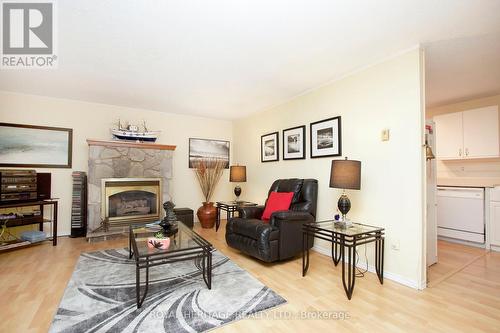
147,237,170,250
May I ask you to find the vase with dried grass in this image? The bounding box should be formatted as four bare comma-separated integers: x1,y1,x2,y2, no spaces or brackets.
193,158,226,228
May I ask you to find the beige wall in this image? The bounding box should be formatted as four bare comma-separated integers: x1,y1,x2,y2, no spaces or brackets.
426,94,500,181
0,49,427,288
234,49,425,287
0,91,234,235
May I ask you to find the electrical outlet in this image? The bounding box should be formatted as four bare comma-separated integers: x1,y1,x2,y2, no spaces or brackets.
381,129,390,141
391,239,400,251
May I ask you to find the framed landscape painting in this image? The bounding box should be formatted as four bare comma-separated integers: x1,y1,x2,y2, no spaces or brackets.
261,132,279,162
310,116,341,158
189,138,230,168
283,125,305,160
0,123,73,168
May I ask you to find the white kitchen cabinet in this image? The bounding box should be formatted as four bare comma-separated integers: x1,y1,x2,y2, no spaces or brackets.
434,106,499,160
463,107,499,158
434,112,463,159
490,188,500,247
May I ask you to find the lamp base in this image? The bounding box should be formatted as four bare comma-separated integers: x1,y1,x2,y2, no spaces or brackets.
234,185,242,201
337,193,353,228
337,193,351,220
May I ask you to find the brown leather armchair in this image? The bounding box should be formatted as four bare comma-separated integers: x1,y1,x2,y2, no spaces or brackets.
225,179,318,262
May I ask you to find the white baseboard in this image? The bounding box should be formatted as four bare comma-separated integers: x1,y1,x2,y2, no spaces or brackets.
438,236,486,249
311,244,420,290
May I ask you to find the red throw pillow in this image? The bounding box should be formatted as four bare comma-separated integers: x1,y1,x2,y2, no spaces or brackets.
261,191,294,221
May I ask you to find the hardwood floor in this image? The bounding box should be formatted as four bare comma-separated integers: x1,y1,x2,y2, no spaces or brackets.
427,240,488,287
1,221,499,332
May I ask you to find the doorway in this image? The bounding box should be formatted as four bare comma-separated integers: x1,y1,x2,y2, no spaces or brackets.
423,34,500,285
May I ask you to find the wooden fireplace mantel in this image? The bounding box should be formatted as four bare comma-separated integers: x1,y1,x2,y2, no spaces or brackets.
87,139,176,151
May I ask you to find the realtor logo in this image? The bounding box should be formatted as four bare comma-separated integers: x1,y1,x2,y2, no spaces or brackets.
1,1,57,68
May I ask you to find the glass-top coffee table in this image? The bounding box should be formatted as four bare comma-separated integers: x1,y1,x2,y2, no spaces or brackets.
129,221,213,308
302,220,385,300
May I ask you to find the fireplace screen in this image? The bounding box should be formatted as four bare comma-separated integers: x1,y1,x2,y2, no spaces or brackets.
102,178,162,225
108,190,157,217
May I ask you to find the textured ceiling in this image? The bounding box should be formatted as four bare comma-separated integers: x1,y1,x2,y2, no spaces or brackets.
425,33,500,107
1,0,500,118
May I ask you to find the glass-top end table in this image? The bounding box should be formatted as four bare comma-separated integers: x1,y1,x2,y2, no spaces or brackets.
311,220,384,237
216,200,257,206
215,201,258,232
129,221,213,308
302,220,385,300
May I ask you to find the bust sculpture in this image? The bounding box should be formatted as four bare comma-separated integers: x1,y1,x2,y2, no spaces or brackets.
159,201,178,236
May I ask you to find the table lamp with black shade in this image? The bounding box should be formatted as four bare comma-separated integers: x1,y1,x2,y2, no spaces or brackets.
229,165,246,202
329,157,361,227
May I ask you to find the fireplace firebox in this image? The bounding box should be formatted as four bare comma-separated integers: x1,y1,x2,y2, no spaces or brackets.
101,178,162,226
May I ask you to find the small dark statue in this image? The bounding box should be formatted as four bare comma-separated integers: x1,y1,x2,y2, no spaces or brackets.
159,201,178,236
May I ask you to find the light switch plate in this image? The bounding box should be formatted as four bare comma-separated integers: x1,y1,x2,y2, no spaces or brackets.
381,129,390,141
391,239,400,251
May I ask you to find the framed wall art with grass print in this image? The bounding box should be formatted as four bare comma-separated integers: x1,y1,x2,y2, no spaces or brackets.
261,132,279,162
283,125,305,160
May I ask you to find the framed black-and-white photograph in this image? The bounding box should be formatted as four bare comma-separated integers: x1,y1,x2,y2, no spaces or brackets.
189,138,230,168
310,116,341,158
283,125,305,160
261,132,279,162
0,122,73,168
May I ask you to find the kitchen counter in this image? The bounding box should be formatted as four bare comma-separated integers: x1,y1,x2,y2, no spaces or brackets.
437,177,500,188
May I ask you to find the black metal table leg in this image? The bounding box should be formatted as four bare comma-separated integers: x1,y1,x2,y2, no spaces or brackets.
202,253,206,282
215,205,221,232
136,259,149,308
208,250,212,289
129,230,133,259
302,229,310,276
39,204,43,231
52,201,58,246
375,232,384,284
380,238,384,283
341,236,356,300
201,249,212,289
136,262,140,307
332,235,341,266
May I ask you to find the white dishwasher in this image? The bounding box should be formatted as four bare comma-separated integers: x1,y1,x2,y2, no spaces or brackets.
437,186,485,244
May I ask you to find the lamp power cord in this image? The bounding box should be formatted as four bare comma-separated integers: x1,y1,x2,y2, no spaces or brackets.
354,243,369,278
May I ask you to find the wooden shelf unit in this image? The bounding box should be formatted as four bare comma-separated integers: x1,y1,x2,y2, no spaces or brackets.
0,199,58,251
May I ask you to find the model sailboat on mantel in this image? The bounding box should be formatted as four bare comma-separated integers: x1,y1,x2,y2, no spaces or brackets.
111,120,161,142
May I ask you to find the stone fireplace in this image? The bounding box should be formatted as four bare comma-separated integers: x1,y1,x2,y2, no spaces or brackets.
87,139,176,238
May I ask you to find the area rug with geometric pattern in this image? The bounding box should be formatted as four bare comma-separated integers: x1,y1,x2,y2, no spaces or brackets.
49,248,286,333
